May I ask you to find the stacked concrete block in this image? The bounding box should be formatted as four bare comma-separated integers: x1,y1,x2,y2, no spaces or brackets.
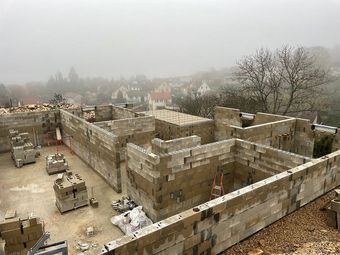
54,171,89,213
0,216,44,254
46,153,69,175
101,149,340,255
9,129,37,168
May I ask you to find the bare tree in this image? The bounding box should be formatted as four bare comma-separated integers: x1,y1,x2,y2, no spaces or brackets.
233,46,331,114
177,94,220,119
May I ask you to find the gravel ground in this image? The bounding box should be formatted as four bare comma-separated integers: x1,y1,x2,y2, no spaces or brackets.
224,189,340,255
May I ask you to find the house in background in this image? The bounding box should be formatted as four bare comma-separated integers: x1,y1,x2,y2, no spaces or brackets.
148,83,172,110
197,81,211,96
127,90,148,104
112,86,129,101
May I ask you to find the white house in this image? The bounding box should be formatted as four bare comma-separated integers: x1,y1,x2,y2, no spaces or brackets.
197,81,211,96
112,86,129,100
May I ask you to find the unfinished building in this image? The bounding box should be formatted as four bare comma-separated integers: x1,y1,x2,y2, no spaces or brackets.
144,110,215,144
126,136,310,221
0,104,339,255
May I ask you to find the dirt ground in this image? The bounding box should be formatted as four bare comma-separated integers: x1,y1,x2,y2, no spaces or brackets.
224,189,340,255
0,145,125,255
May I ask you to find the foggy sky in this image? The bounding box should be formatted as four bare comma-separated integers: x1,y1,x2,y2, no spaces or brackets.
1,0,340,84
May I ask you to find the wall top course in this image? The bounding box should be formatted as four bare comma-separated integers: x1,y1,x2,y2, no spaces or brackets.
60,109,119,142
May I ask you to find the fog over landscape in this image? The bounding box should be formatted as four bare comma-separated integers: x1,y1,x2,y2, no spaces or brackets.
1,0,340,83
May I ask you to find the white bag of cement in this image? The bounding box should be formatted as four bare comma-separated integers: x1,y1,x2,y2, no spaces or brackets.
110,206,152,234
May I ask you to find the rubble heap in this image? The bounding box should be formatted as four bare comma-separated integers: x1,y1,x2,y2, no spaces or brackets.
0,214,44,254
9,129,38,167
46,153,69,175
54,171,89,213
0,103,79,115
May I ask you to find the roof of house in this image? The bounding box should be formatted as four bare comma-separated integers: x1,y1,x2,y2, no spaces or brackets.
144,109,213,126
150,91,172,101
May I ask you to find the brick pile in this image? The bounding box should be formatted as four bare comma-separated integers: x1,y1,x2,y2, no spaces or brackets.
46,153,69,175
54,171,89,213
0,215,44,254
9,129,37,167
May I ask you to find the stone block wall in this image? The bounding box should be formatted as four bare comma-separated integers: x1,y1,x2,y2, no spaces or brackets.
60,110,122,192
0,110,61,152
101,150,340,255
126,138,310,222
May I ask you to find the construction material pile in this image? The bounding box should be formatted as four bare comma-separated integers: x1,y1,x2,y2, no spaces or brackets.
111,196,137,213
54,171,89,213
9,129,38,167
0,103,79,115
0,211,44,254
83,110,96,122
46,153,69,175
110,206,153,234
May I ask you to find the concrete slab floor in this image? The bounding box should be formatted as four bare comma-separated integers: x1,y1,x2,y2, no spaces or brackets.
0,145,125,255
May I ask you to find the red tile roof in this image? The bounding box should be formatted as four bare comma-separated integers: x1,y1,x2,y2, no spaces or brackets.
150,91,172,101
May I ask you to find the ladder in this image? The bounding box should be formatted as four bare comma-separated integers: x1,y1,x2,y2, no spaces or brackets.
210,172,224,200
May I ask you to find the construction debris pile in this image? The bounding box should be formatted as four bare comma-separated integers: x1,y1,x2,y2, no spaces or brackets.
46,153,69,175
9,129,38,167
83,110,96,122
111,196,137,213
0,212,44,254
327,188,340,229
54,171,89,213
111,206,152,234
0,103,79,115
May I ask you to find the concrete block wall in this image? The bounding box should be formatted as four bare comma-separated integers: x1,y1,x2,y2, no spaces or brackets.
60,110,122,192
332,130,340,152
95,116,155,160
101,150,340,255
151,136,201,154
94,105,114,121
0,110,61,152
214,107,315,157
233,140,310,190
292,118,315,156
126,138,309,222
253,112,290,125
112,106,139,119
154,119,215,145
